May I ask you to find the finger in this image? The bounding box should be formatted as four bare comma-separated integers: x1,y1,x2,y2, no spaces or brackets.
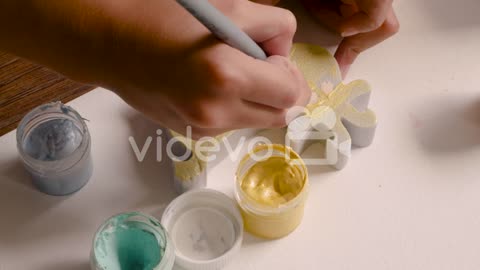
237,53,311,110
339,2,359,18
299,0,343,32
229,94,313,130
171,51,308,130
233,1,297,56
233,101,288,128
334,7,399,77
221,56,311,129
340,0,393,36
289,61,312,108
188,101,287,134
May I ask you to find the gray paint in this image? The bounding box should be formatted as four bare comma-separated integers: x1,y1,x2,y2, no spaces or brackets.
17,102,93,196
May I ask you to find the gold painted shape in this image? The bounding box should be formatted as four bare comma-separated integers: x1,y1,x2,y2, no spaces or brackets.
288,43,378,170
170,130,231,181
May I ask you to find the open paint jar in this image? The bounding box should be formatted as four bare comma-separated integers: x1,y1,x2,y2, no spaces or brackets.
234,144,309,239
161,189,243,270
91,212,175,270
16,102,92,196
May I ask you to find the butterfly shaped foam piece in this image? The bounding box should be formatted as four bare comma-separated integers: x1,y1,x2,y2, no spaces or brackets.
286,43,377,170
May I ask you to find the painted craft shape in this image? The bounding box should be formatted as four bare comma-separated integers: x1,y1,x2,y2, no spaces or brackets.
287,43,377,170
167,130,233,194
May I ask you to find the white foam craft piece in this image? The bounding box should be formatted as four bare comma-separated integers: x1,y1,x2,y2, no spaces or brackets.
166,130,208,194
287,43,377,170
169,43,377,177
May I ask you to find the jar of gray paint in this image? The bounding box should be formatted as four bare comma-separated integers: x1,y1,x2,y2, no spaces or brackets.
16,102,93,196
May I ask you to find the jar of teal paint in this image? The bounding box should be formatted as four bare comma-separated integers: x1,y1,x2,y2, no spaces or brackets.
16,102,93,196
91,212,175,270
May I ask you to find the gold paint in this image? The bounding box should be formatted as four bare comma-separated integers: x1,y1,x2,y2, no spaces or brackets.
289,44,374,121
174,153,206,181
235,144,308,239
241,200,306,239
289,43,341,99
288,43,377,169
240,156,305,207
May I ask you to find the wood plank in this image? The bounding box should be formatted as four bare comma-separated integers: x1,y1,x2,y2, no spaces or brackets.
0,52,95,136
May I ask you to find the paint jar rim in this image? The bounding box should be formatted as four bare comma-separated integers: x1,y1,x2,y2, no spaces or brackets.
16,102,91,176
234,144,309,217
90,211,175,270
161,189,243,270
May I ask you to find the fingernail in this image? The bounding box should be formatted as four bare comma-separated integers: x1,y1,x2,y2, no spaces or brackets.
341,29,359,37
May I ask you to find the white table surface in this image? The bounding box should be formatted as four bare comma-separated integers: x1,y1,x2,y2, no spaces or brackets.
2,0,480,269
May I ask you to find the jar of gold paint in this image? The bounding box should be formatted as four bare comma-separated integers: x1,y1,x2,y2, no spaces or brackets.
234,144,309,239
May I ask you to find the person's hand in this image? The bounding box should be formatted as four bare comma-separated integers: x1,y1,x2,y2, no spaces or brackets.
301,0,400,77
254,0,399,77
0,0,311,139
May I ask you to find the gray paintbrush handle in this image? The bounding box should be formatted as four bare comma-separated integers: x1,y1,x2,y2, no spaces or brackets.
177,0,267,60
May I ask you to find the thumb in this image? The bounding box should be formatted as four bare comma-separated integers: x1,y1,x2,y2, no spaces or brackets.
232,0,297,57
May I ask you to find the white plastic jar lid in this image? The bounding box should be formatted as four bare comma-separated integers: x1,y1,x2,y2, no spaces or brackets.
161,189,243,270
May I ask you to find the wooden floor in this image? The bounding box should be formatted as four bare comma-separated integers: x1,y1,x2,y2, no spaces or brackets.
0,51,95,136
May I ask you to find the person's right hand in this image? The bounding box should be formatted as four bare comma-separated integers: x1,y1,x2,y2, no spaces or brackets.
0,0,311,139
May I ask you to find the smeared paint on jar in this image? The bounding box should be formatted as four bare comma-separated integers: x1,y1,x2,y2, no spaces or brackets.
16,102,92,196
235,144,309,239
23,118,83,161
91,212,175,270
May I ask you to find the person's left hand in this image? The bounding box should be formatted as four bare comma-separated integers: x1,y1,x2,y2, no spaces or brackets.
253,0,400,78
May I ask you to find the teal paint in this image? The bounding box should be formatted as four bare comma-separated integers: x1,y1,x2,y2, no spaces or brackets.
94,213,167,270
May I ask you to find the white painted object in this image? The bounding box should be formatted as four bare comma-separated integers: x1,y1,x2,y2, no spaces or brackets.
166,130,207,194
287,43,377,169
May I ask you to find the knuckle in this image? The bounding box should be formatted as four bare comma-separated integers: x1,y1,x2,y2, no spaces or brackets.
384,17,400,35
203,56,242,94
212,0,238,14
183,100,221,128
279,9,298,35
280,88,300,108
367,17,384,30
